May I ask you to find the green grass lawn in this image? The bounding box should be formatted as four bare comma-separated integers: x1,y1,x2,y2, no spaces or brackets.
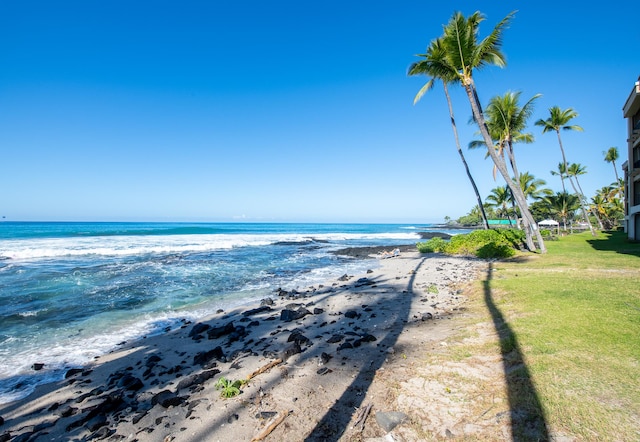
486,231,640,440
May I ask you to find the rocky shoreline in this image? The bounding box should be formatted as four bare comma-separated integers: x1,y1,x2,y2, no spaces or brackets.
0,249,482,442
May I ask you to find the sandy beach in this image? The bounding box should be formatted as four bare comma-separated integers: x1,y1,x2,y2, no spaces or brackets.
0,249,489,441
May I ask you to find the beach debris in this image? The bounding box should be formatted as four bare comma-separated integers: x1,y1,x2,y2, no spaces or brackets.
247,359,283,380
250,409,292,442
352,402,373,431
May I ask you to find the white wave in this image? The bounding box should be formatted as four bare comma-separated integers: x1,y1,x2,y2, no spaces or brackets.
0,231,420,261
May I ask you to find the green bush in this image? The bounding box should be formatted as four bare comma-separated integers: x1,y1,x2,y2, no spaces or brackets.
416,237,447,253
476,242,516,258
418,229,520,259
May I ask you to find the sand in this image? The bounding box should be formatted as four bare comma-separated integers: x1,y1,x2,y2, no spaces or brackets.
0,250,488,442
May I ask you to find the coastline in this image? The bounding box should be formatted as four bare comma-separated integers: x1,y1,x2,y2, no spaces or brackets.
0,249,483,441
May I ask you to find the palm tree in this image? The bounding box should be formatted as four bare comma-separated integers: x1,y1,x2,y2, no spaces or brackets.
485,92,539,181
567,163,604,229
409,37,489,229
550,162,567,193
535,106,596,236
439,10,546,253
591,187,624,230
485,185,514,225
468,92,538,183
603,147,620,182
519,172,553,202
546,191,580,230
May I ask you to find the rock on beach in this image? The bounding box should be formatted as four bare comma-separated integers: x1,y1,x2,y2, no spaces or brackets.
0,249,482,442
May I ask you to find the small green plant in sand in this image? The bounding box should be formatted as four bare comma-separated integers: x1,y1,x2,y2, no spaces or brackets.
215,377,246,398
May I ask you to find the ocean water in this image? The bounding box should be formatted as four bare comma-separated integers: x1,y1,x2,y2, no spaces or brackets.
0,222,464,404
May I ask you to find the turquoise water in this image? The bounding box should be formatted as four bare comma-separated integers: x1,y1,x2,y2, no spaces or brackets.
0,222,463,403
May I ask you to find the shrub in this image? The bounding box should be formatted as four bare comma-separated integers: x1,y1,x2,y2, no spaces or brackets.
416,237,448,253
476,242,516,259
419,229,520,259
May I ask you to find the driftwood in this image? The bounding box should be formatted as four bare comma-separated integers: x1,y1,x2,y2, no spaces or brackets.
250,409,292,442
352,403,373,432
246,358,283,380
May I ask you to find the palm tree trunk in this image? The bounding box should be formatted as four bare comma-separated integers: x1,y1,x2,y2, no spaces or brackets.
442,83,490,230
464,79,546,253
555,132,596,236
573,174,604,230
612,160,620,183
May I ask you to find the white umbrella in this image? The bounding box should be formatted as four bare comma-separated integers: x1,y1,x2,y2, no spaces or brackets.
538,219,560,234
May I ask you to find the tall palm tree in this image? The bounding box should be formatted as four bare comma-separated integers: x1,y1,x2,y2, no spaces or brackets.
535,106,596,236
567,162,604,229
603,147,620,182
408,37,489,229
550,162,567,193
439,10,546,253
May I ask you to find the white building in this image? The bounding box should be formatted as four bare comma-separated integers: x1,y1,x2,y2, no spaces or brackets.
622,76,640,240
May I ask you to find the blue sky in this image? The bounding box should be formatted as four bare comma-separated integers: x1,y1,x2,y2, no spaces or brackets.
1,1,638,223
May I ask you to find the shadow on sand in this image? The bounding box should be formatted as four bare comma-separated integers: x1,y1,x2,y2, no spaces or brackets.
483,262,550,441
302,256,426,441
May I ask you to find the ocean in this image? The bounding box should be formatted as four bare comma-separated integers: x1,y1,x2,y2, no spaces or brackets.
0,222,464,404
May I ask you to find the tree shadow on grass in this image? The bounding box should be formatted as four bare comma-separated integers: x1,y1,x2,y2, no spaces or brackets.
483,262,550,441
586,230,640,257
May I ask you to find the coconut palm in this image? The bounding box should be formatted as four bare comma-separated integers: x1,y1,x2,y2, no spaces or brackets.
519,172,553,202
567,162,604,229
546,191,580,230
535,106,596,236
485,185,515,225
550,162,567,193
409,37,489,229
603,147,620,182
468,92,538,183
485,91,539,181
439,10,545,253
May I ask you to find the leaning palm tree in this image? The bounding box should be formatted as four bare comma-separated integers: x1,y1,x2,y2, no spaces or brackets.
567,162,604,230
550,162,567,193
535,106,596,236
409,37,489,229
439,10,546,252
603,146,620,182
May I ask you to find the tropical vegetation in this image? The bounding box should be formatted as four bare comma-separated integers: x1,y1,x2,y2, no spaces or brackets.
412,11,625,240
